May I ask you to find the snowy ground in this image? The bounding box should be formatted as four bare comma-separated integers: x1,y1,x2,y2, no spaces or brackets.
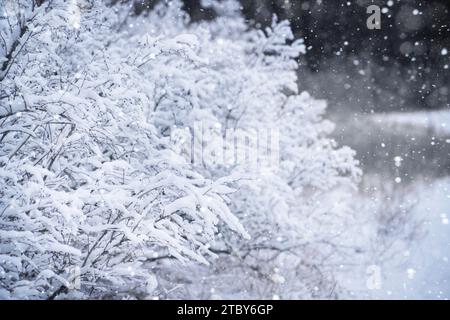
376,178,450,299
371,110,450,137
333,110,450,299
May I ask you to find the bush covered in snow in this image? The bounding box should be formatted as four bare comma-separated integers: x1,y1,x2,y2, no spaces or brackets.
1,0,362,299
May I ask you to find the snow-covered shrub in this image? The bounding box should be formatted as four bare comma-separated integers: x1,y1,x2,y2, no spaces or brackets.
0,0,248,299
127,0,362,299
1,0,361,299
